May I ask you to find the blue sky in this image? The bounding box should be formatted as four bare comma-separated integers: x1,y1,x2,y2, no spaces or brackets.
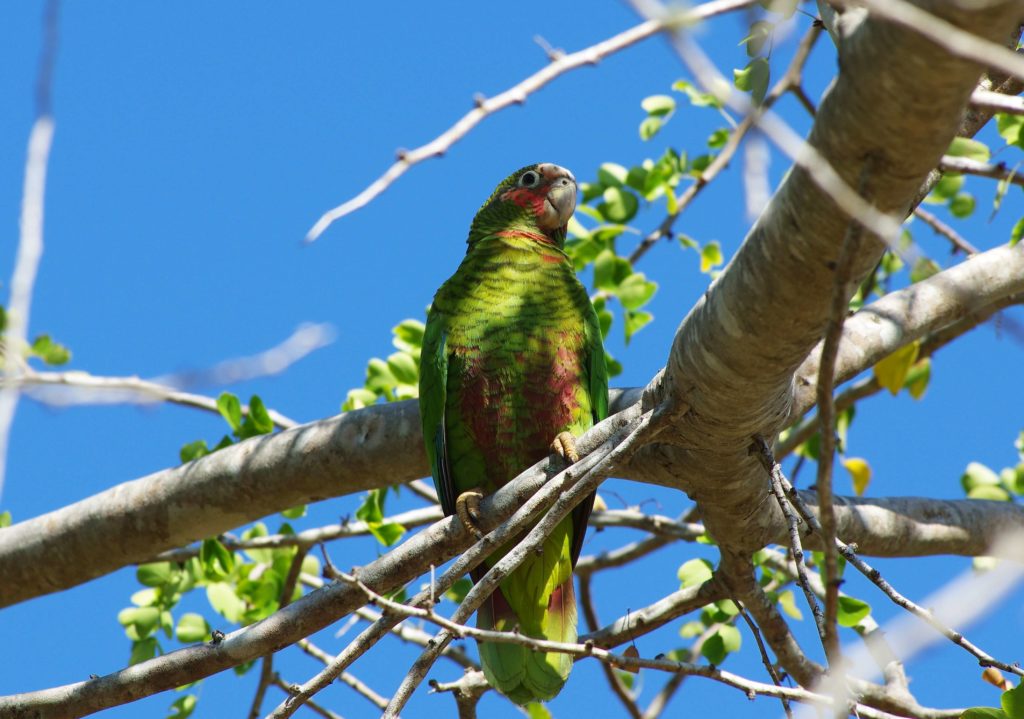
1,3,1022,718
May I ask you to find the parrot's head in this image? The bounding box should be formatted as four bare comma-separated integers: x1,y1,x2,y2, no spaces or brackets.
468,163,578,247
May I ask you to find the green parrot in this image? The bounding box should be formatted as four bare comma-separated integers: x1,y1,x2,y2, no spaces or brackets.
419,163,608,704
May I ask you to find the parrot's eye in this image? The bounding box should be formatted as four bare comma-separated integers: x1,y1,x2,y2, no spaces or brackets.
518,171,539,187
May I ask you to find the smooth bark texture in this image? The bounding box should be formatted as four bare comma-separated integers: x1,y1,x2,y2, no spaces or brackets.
628,0,1023,552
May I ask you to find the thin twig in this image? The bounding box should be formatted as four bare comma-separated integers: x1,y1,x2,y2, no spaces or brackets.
938,155,1024,189
306,568,912,719
627,24,821,266
816,165,872,668
152,506,441,563
382,410,661,716
19,369,299,429
778,467,1024,678
970,88,1024,115
304,0,758,242
735,601,792,719
271,677,343,719
266,404,653,719
912,207,980,256
752,437,825,641
0,0,59,505
580,575,644,719
248,547,309,719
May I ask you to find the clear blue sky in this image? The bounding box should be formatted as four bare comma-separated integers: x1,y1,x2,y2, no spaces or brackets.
1,3,1021,718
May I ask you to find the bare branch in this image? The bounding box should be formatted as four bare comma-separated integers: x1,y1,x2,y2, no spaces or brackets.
19,369,299,429
912,207,979,256
938,154,1024,188
303,0,758,242
0,0,60,505
970,87,1024,115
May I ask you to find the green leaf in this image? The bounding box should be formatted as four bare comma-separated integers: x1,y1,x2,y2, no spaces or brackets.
176,613,210,643
679,620,705,638
962,462,1001,493
700,241,723,273
672,79,722,109
836,595,871,627
597,163,629,187
949,192,976,218
365,357,397,392
961,708,1009,719
624,310,654,344
593,250,632,291
997,112,1024,148
356,489,386,525
167,694,198,719
179,440,210,464
701,625,740,664
246,396,274,435
968,484,1011,501
281,505,306,519
927,173,964,203
525,703,552,719
1010,217,1024,246
392,319,425,353
387,352,418,385
216,393,243,432
129,637,158,665
910,257,941,283
741,20,773,57
598,187,639,224
639,116,663,142
131,588,158,607
708,128,730,149
207,581,245,623
733,58,770,105
0,510,11,529
119,606,161,638
677,558,714,588
778,589,803,620
641,94,676,117
137,562,175,588
29,334,71,365
445,577,472,604
904,357,931,399
342,388,378,411
616,273,658,311
368,521,406,547
1002,680,1024,719
604,350,622,378
200,538,234,580
947,137,991,162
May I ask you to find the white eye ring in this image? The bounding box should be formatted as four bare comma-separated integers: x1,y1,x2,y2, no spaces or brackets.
518,171,539,187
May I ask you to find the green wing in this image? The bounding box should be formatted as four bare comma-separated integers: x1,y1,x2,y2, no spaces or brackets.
419,306,456,517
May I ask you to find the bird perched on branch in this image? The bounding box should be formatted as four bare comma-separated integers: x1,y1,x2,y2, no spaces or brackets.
419,163,608,704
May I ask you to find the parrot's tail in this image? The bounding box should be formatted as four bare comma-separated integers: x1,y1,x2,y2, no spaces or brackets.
475,570,578,705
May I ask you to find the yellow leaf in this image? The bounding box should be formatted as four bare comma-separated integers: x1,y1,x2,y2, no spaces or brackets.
842,456,872,496
778,589,803,620
873,341,920,395
592,493,608,513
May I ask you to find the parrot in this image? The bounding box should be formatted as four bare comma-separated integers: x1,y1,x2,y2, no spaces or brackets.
419,163,608,704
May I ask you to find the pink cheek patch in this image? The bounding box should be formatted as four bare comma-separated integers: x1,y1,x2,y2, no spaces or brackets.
500,187,548,217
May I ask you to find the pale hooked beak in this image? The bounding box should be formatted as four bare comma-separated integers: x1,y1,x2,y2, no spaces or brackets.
536,164,577,229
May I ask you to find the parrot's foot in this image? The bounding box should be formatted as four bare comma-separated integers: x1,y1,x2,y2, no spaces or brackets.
550,431,580,464
455,489,486,540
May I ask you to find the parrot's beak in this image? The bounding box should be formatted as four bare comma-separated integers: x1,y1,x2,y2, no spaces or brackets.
537,165,578,229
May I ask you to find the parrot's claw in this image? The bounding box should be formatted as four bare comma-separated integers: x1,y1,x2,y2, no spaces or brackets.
550,432,580,465
455,489,486,539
